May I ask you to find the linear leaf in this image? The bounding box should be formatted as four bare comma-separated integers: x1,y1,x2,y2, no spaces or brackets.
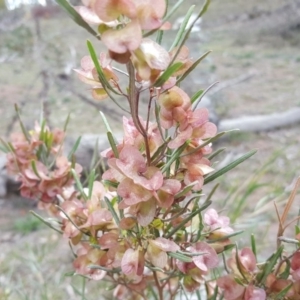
87,40,120,95
169,5,196,50
103,180,119,189
251,234,257,260
208,147,226,161
71,169,88,201
14,104,30,142
274,283,293,299
257,246,283,284
174,181,197,199
88,169,95,199
206,231,243,243
204,149,257,185
104,196,120,225
107,132,119,158
89,264,121,273
165,201,212,238
169,0,210,66
0,137,10,153
63,113,71,132
191,89,204,104
68,136,82,160
177,51,211,84
154,62,183,87
30,211,63,234
180,132,228,159
168,252,192,263
161,143,187,173
30,160,42,179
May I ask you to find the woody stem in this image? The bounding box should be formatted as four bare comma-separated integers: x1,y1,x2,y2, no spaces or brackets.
126,61,151,165
153,271,164,300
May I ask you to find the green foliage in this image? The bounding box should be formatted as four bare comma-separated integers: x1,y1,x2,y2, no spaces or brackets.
0,26,33,55
14,215,45,234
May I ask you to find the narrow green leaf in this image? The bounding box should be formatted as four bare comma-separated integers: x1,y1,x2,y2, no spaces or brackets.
208,285,219,300
81,277,86,300
206,230,243,243
39,119,46,141
104,196,120,225
199,0,210,17
89,264,121,273
192,205,204,243
295,224,300,235
64,271,75,277
279,259,290,280
87,40,120,95
56,205,87,235
68,136,82,160
154,62,183,87
71,284,88,300
107,132,119,158
103,180,119,189
161,143,187,173
169,5,196,50
251,234,257,260
196,290,201,300
89,138,99,171
208,147,226,161
178,250,208,257
165,201,212,238
223,244,235,251
274,283,293,299
55,0,98,38
45,131,54,151
151,141,168,163
174,181,197,199
234,244,249,282
177,51,211,84
205,183,219,204
257,246,284,284
169,0,210,67
0,145,7,153
88,169,95,199
0,137,10,153
154,102,166,143
30,211,63,234
71,169,88,201
204,149,257,185
192,81,218,111
148,284,159,300
191,89,204,104
100,111,119,158
31,160,42,179
99,111,113,132
111,196,118,207
156,30,164,45
168,252,193,263
180,132,227,159
63,113,71,132
14,104,30,142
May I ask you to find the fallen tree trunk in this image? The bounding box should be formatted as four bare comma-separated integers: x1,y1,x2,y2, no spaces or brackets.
218,107,300,132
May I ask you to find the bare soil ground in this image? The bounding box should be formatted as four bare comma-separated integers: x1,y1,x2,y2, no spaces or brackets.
1,0,300,298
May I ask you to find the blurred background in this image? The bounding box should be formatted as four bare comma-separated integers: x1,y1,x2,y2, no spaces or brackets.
0,0,300,299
